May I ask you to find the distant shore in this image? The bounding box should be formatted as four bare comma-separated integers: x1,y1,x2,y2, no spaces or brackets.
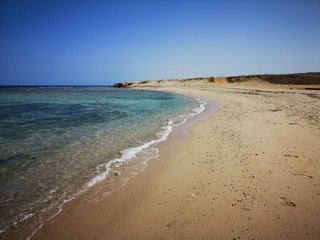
32,75,320,240
113,72,320,90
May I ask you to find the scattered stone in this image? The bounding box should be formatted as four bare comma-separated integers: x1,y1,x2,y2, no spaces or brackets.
279,197,296,207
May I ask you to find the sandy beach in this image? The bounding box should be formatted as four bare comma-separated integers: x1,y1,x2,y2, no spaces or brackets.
2,0,320,238
30,79,320,240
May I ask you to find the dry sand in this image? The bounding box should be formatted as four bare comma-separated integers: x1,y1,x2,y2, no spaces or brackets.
32,82,320,240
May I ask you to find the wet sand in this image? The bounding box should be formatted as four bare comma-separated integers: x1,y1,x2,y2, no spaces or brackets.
32,83,320,240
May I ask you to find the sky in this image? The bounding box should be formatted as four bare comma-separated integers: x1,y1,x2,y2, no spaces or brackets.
0,0,320,85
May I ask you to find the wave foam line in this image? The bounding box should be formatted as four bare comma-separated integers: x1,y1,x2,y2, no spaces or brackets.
86,97,207,188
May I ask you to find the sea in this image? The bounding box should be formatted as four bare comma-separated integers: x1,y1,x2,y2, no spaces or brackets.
0,86,206,239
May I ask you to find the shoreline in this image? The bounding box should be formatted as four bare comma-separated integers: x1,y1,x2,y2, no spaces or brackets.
27,89,218,240
1,89,215,240
23,83,320,239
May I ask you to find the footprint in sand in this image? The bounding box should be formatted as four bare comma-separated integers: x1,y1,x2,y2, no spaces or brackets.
279,197,296,207
165,219,178,229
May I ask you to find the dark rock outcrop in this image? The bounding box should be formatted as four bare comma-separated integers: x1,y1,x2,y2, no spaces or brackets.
112,82,136,88
112,82,126,88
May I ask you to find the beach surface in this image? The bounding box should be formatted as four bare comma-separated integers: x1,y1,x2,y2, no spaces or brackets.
32,79,320,240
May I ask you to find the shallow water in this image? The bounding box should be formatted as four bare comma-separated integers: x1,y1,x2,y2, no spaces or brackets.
0,86,205,236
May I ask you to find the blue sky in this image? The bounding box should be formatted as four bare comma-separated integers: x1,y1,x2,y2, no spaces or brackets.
1,0,320,85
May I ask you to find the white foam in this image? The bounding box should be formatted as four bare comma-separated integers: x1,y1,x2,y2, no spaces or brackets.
0,212,35,237
171,97,206,126
86,97,206,189
86,122,173,188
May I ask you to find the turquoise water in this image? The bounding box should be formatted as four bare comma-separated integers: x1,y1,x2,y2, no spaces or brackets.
0,86,205,237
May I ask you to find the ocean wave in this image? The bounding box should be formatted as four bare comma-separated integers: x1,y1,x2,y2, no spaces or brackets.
85,97,207,188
